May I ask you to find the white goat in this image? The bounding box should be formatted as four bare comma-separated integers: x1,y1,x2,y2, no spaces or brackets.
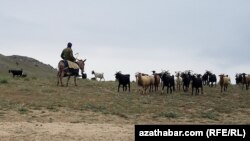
92,70,105,81
175,71,183,91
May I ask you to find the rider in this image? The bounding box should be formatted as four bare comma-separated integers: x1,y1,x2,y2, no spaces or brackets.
61,42,76,62
61,42,80,76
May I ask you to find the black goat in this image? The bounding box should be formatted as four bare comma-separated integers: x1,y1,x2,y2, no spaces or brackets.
202,72,208,85
181,71,191,92
203,71,217,87
208,74,217,87
115,72,130,92
8,69,23,77
191,74,203,95
161,71,175,94
82,73,87,79
235,73,243,85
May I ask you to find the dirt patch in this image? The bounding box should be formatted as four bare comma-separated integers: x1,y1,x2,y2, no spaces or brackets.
1,80,250,141
0,109,134,141
0,122,133,141
0,106,250,140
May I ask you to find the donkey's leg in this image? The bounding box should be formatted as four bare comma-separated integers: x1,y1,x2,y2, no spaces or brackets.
74,76,77,86
60,71,65,86
66,76,70,86
57,72,63,86
57,72,60,86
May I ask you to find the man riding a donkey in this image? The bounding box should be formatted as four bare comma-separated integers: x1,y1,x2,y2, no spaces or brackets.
61,42,76,64
57,42,86,86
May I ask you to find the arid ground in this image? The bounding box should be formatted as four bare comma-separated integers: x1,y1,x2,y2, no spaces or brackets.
0,77,249,141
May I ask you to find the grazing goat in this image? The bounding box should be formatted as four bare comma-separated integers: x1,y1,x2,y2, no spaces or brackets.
191,74,203,95
115,71,130,92
161,71,175,94
241,73,250,90
135,72,151,94
219,74,231,92
92,70,105,81
8,69,23,77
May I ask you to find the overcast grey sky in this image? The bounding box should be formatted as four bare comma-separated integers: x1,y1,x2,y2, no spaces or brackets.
1,0,249,82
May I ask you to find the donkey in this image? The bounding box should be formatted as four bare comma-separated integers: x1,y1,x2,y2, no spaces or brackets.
57,59,86,86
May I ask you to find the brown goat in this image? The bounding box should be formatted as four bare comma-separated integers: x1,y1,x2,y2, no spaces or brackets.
135,72,152,94
242,73,250,90
219,74,230,92
152,71,161,92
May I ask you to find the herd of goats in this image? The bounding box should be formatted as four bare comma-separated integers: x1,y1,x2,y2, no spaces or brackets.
112,70,250,94
8,68,250,94
90,70,250,94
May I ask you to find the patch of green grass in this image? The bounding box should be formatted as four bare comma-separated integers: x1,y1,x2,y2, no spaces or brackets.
81,103,108,113
46,105,59,112
18,106,29,114
109,111,129,118
24,78,30,81
70,120,82,123
19,87,32,92
0,78,8,84
200,110,219,120
213,105,232,114
157,111,179,118
49,117,53,123
32,106,42,110
41,88,56,93
31,76,37,80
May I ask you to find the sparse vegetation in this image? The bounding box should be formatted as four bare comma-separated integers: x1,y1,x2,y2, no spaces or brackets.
17,104,29,114
0,54,57,79
0,76,249,124
158,111,179,118
0,78,8,84
200,110,219,120
0,54,249,124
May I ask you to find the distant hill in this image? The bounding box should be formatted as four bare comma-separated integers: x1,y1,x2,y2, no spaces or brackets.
0,54,57,78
